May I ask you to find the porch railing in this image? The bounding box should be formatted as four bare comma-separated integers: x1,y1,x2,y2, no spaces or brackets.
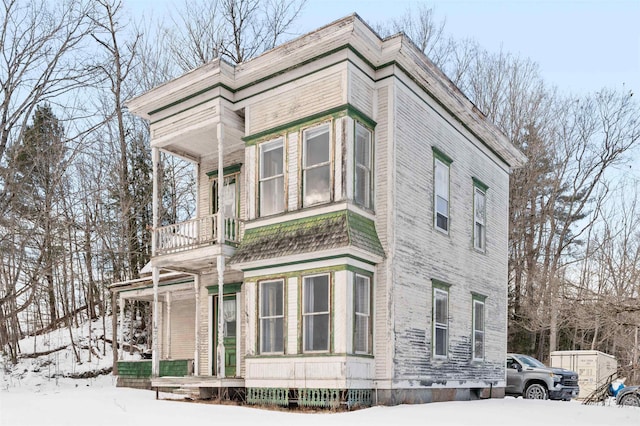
155,214,241,255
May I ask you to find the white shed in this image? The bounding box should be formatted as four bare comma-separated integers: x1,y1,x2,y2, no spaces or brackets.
550,350,618,399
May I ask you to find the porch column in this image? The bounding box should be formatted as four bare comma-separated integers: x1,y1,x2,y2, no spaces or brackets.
193,275,200,375
216,123,226,378
118,295,124,360
165,292,172,359
151,146,161,377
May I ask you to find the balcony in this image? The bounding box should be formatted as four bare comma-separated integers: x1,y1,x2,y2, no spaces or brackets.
152,214,241,271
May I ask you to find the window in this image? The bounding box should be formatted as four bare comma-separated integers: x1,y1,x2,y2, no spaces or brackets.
302,274,330,352
259,280,285,354
302,124,331,206
472,296,485,361
355,123,372,209
473,179,488,251
259,138,284,216
354,274,371,354
434,157,450,233
212,171,240,240
433,285,449,358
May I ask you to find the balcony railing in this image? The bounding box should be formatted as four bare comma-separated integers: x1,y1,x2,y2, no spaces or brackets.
155,214,241,255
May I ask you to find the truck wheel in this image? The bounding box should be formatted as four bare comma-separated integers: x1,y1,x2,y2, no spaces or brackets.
619,393,640,407
524,383,548,400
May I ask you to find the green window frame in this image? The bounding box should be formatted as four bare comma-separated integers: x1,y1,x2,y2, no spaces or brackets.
472,294,486,361
354,122,373,209
432,279,450,358
259,279,285,354
433,147,452,234
353,273,372,354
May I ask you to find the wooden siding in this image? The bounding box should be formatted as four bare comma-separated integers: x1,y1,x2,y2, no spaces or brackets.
348,66,375,118
198,148,245,219
390,77,508,385
150,102,217,143
287,132,299,212
247,71,346,135
169,299,196,360
373,83,393,381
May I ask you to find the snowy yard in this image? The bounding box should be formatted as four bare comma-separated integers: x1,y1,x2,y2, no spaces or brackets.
1,317,638,425
1,375,639,426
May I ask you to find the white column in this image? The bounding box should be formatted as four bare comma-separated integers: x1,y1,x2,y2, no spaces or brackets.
118,295,125,359
151,146,161,377
165,292,172,359
216,123,225,378
194,275,200,376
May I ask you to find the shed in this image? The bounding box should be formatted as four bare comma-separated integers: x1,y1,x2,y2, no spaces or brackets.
550,350,618,399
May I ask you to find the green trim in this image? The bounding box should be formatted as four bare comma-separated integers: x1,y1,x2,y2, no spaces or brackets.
207,282,242,295
431,278,452,290
242,254,377,273
206,163,243,178
472,177,489,192
243,104,376,146
245,352,371,359
432,146,453,165
471,292,487,301
118,278,194,294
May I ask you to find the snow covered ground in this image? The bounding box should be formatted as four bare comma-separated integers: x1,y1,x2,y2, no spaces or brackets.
1,375,639,426
1,317,639,425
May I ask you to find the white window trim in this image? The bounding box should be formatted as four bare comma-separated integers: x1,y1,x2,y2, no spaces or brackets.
259,279,285,355
472,298,485,361
354,122,373,209
473,186,486,251
302,273,331,353
302,123,332,207
354,273,371,355
434,158,450,234
259,138,285,217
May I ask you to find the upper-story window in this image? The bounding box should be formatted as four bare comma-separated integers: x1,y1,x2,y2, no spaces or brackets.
355,123,373,209
302,124,331,207
433,148,452,234
259,138,285,216
473,178,488,252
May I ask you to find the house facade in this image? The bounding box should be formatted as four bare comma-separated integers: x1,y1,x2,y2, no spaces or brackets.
111,14,526,406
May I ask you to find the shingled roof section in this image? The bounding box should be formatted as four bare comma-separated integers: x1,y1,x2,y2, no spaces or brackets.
229,210,384,266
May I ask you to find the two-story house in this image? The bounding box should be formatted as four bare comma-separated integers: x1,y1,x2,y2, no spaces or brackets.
111,14,526,407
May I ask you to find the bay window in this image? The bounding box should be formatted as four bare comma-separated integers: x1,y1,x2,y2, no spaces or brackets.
302,124,331,206
259,138,284,216
303,274,330,352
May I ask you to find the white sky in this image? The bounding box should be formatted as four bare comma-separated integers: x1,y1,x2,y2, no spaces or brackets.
127,0,640,97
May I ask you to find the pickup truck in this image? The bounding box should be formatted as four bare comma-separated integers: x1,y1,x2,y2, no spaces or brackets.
506,353,580,400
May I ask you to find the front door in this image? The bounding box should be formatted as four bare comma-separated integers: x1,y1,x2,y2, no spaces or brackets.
213,294,237,377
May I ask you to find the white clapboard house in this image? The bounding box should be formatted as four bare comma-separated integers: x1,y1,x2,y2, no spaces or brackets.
110,14,526,407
